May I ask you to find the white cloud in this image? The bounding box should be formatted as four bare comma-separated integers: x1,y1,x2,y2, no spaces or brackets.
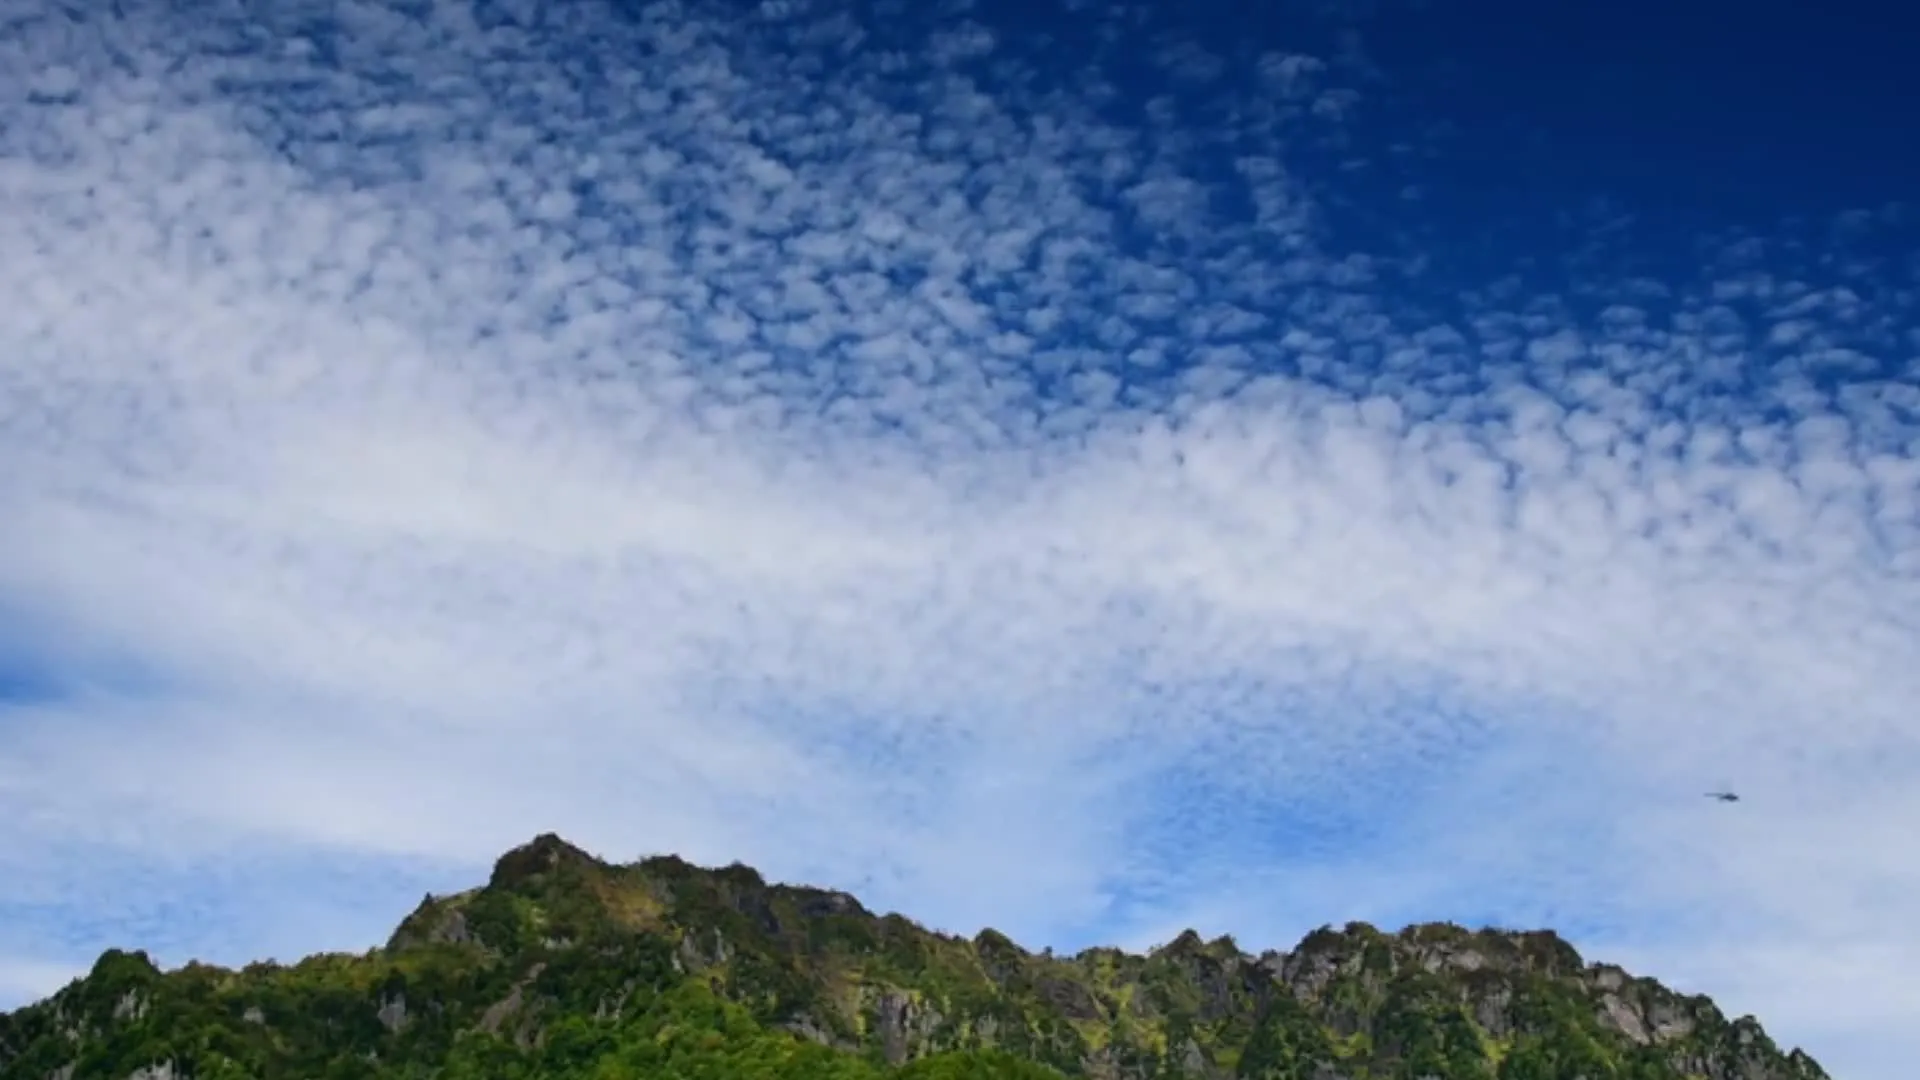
1,0,1915,1077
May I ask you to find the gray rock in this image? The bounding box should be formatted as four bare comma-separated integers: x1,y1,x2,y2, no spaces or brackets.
873,988,943,1066
376,993,409,1034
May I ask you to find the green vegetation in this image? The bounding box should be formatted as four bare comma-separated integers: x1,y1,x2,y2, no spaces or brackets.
0,834,1829,1080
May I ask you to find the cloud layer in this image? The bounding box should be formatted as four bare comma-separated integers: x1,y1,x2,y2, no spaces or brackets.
2,0,1916,1075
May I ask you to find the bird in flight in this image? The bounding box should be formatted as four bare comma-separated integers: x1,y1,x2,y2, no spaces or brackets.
1705,791,1740,803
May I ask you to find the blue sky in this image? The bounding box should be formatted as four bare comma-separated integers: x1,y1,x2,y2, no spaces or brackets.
2,0,1917,1075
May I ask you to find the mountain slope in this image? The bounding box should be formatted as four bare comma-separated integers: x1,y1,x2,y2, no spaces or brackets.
0,834,1828,1080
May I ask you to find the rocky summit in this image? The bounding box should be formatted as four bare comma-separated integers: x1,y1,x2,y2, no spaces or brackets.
0,833,1827,1080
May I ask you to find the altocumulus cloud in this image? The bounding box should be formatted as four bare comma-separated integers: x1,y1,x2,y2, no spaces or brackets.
1,0,1918,1076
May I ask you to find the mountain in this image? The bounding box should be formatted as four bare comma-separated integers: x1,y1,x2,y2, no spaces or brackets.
0,834,1828,1080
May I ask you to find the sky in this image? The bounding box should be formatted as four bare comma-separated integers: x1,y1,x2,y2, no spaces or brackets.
1,0,1917,1075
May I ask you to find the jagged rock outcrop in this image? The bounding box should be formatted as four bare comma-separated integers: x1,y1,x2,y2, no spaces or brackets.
0,834,1828,1080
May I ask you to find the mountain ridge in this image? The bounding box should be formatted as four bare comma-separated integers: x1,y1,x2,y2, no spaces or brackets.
0,833,1828,1080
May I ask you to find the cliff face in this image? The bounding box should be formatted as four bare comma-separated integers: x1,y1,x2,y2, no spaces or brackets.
0,834,1828,1080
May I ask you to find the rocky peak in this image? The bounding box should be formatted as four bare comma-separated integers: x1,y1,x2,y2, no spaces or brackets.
488,832,604,889
972,927,1024,959
1149,929,1209,960
714,861,769,890
86,950,160,987
782,886,870,919
0,837,1833,1080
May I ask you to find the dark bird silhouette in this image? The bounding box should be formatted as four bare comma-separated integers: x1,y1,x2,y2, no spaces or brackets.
1705,791,1739,803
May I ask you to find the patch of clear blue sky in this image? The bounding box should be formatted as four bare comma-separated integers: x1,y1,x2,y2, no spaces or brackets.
0,603,68,707
0,657,63,709
0,602,174,712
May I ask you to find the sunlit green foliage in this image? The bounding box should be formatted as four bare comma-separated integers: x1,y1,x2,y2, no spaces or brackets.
0,836,1827,1080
